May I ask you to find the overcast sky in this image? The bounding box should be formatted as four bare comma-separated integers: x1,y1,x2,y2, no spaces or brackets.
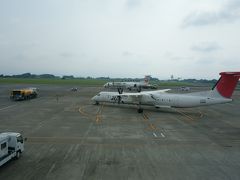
0,0,240,79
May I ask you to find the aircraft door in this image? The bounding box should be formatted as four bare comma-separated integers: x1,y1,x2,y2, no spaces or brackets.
172,95,179,107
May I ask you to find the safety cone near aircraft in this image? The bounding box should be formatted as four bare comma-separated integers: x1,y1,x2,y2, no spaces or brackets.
92,72,240,113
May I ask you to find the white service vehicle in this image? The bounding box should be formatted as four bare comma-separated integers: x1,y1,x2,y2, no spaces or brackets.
0,132,25,167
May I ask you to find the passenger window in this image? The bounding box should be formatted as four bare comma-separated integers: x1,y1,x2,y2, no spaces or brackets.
200,99,206,103
1,142,7,150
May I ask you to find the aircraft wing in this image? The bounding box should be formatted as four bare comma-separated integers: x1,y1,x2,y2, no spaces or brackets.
117,89,171,103
155,105,171,108
118,93,143,104
118,93,143,99
154,89,171,93
118,89,171,96
143,89,171,94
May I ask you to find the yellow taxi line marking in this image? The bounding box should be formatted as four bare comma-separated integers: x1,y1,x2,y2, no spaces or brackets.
47,163,56,176
149,123,156,130
142,113,149,121
96,104,104,123
142,113,160,132
199,111,204,118
78,106,89,116
96,115,101,123
175,109,195,121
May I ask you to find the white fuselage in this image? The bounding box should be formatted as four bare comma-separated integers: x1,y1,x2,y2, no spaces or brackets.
92,91,232,108
104,82,144,88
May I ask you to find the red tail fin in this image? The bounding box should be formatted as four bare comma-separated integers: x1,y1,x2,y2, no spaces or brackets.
214,72,240,98
144,75,150,85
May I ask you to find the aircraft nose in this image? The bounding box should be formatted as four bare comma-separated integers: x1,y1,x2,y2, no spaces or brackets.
91,95,96,101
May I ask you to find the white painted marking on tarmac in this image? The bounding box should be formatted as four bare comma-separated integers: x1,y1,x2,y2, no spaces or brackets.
0,104,17,111
160,133,165,138
47,163,56,175
63,145,74,161
153,133,157,137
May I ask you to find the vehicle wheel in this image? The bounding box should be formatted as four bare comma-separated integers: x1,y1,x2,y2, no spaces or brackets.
15,151,21,159
95,101,99,105
138,108,143,113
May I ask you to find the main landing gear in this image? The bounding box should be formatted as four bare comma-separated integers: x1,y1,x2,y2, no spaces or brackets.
117,95,122,104
117,88,123,94
137,103,143,113
137,86,141,92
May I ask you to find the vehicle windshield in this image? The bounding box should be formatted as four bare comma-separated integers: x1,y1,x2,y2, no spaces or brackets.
12,91,21,95
17,135,23,143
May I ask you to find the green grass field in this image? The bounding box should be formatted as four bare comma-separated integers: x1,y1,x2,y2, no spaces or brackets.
0,78,108,86
156,81,196,87
0,78,201,87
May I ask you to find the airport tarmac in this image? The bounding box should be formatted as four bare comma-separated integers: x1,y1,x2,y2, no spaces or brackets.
0,84,240,180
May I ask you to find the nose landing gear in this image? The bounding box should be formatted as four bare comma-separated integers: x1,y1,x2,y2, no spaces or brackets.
138,108,143,113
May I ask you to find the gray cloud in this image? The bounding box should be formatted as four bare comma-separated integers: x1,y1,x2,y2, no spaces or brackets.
163,51,195,62
196,57,218,65
122,51,134,56
59,52,74,58
170,56,195,62
183,0,240,27
191,42,221,52
125,0,141,9
1,0,240,79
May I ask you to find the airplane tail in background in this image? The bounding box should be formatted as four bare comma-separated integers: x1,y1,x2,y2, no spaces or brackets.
144,75,150,85
212,72,240,98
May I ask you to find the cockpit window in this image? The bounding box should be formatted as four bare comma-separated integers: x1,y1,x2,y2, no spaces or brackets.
97,93,100,96
150,94,157,100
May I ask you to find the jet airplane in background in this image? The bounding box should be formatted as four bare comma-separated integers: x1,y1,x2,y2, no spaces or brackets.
103,75,157,92
92,72,240,113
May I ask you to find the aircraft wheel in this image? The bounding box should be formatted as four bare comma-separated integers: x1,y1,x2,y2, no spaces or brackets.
138,108,143,113
137,87,141,92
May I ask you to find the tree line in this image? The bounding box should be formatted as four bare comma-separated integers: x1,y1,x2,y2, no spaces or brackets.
0,73,217,84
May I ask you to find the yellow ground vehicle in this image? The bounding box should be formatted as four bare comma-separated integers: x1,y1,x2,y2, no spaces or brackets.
10,88,38,101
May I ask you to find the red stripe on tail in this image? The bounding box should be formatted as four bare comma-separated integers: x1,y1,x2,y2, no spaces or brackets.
216,72,240,98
